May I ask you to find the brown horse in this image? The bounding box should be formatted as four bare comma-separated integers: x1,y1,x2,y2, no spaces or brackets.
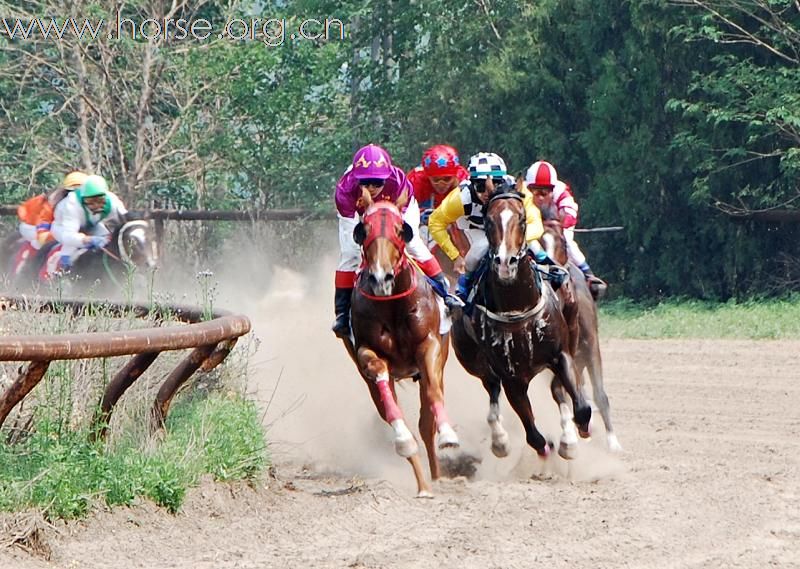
340,198,459,496
541,219,622,452
450,189,592,460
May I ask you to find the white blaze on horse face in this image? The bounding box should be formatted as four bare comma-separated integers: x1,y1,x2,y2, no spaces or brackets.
496,208,516,280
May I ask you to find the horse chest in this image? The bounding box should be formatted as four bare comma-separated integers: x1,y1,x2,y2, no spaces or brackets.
479,318,558,379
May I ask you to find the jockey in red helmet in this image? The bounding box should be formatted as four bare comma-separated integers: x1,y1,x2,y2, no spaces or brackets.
332,144,456,338
407,144,471,255
525,160,607,297
408,144,469,212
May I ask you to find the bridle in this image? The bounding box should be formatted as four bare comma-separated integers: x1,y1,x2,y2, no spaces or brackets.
357,202,417,301
486,191,527,266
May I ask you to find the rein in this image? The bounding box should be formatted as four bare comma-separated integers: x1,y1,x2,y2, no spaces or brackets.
473,280,549,323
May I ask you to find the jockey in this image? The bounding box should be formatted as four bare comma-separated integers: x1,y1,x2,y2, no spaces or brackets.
10,171,88,279
33,171,88,246
428,152,548,302
524,160,607,295
50,174,128,273
407,144,470,217
332,144,455,338
407,144,471,257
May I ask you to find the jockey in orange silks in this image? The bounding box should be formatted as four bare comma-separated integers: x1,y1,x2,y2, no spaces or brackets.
332,144,455,338
10,171,87,279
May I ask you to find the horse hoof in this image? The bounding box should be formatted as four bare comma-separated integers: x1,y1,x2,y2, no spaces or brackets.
579,426,592,439
395,436,418,458
491,433,510,457
536,443,551,458
558,441,578,460
607,433,623,453
437,423,460,449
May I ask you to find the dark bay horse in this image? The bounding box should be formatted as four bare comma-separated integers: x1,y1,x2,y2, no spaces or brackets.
36,219,158,296
541,219,622,452
341,198,459,496
450,189,592,460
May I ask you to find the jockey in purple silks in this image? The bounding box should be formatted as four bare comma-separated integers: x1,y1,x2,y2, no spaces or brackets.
332,144,455,338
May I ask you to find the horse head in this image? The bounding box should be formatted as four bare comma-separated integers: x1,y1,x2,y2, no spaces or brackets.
111,219,159,270
353,201,413,296
484,190,527,282
541,219,568,266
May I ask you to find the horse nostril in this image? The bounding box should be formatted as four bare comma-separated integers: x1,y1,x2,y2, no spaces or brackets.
384,274,394,283
368,274,378,286
493,257,501,266
509,257,518,266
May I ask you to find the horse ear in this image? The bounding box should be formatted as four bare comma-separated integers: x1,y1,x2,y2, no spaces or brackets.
400,222,413,243
353,222,367,245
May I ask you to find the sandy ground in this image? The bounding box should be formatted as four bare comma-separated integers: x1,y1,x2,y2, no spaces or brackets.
1,256,799,569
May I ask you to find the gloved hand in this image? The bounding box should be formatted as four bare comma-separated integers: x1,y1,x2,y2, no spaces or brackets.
57,255,72,272
533,249,556,265
86,235,108,250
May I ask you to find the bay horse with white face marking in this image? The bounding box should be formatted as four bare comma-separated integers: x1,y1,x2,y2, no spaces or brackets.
541,219,622,452
340,197,459,497
450,188,592,460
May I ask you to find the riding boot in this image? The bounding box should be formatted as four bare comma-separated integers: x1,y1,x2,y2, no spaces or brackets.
578,262,608,299
456,272,474,303
431,273,463,310
332,287,353,338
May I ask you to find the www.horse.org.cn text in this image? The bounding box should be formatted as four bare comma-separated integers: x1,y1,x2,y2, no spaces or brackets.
0,15,346,47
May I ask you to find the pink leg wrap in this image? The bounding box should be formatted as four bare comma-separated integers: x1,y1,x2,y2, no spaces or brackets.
431,401,451,428
376,379,403,423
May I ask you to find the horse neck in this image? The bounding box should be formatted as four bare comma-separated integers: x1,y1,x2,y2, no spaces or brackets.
483,257,540,312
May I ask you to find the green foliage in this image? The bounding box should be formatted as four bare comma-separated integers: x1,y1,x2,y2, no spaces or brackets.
2,0,799,299
600,295,800,339
0,393,267,520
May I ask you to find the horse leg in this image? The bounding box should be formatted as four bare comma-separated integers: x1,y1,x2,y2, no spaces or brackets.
502,378,551,458
415,337,459,454
481,375,510,457
585,351,622,452
549,375,581,460
356,348,419,459
553,352,592,442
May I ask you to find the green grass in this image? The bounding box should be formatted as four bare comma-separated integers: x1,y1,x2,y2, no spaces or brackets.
0,393,267,519
599,295,800,339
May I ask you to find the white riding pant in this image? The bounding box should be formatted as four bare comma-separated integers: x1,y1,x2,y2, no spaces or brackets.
337,197,433,273
564,228,587,266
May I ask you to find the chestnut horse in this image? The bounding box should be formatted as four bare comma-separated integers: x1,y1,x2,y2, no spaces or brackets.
340,199,459,496
541,219,622,451
450,189,592,460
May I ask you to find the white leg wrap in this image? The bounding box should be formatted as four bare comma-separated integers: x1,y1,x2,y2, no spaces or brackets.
391,419,418,457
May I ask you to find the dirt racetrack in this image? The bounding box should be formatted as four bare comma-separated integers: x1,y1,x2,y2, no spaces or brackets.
2,259,799,569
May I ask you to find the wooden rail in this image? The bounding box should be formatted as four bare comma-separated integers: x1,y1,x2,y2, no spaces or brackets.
0,296,251,440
